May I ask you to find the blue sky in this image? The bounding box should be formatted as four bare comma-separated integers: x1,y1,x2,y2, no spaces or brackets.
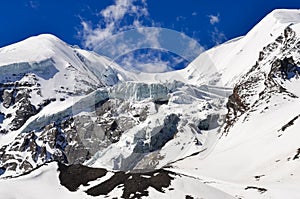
0,0,299,71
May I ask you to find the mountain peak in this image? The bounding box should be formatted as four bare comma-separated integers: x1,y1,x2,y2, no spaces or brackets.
28,33,63,43
0,33,68,65
270,9,300,24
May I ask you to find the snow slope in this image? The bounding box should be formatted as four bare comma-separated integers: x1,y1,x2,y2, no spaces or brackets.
0,162,237,199
171,9,300,199
0,34,130,146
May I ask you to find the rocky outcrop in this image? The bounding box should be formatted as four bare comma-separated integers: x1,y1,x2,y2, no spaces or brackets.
2,89,14,108
58,162,175,198
133,114,180,154
224,26,300,134
0,74,42,133
10,90,37,130
198,114,220,130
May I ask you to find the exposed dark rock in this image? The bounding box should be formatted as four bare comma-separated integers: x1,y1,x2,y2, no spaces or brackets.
0,129,8,134
272,57,300,80
0,112,5,123
2,89,14,108
224,86,249,133
223,26,299,135
2,162,18,171
85,168,175,198
280,114,300,131
19,160,33,171
293,148,300,160
10,90,37,130
186,195,195,199
0,167,6,175
0,122,69,175
150,114,180,152
110,120,118,131
96,99,139,143
134,114,180,154
245,186,267,194
58,163,107,191
198,114,219,131
254,175,265,181
19,132,36,152
154,99,169,105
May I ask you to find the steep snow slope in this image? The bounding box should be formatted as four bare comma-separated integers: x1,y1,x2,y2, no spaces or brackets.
0,34,129,93
183,9,300,87
0,162,236,199
171,9,300,199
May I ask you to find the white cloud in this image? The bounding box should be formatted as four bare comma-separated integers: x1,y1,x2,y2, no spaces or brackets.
78,0,204,73
211,27,226,45
208,14,220,25
123,58,174,73
176,16,186,21
207,13,226,45
26,0,39,9
116,50,186,73
192,12,197,16
80,0,150,50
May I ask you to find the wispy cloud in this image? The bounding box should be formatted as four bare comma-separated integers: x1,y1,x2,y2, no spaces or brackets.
176,16,186,21
207,13,226,45
192,12,198,16
27,0,39,9
78,0,204,73
208,14,220,25
117,50,177,73
80,0,151,50
211,27,226,45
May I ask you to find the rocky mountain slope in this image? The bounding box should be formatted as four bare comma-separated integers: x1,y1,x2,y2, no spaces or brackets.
0,9,300,199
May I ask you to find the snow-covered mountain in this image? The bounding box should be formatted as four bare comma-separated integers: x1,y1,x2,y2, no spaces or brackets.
1,9,300,199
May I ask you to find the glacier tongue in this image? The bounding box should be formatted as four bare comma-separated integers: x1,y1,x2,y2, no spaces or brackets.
109,82,169,101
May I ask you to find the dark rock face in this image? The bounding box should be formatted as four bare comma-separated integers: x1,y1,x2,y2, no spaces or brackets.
149,114,180,152
186,195,195,199
280,114,300,132
134,114,180,154
57,162,175,199
0,113,109,175
0,74,42,134
10,91,37,130
245,186,267,194
198,114,219,131
58,163,107,191
0,123,66,173
87,170,174,198
224,26,300,134
293,148,300,160
0,101,142,176
96,99,144,143
2,89,14,108
0,95,151,176
273,57,300,80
